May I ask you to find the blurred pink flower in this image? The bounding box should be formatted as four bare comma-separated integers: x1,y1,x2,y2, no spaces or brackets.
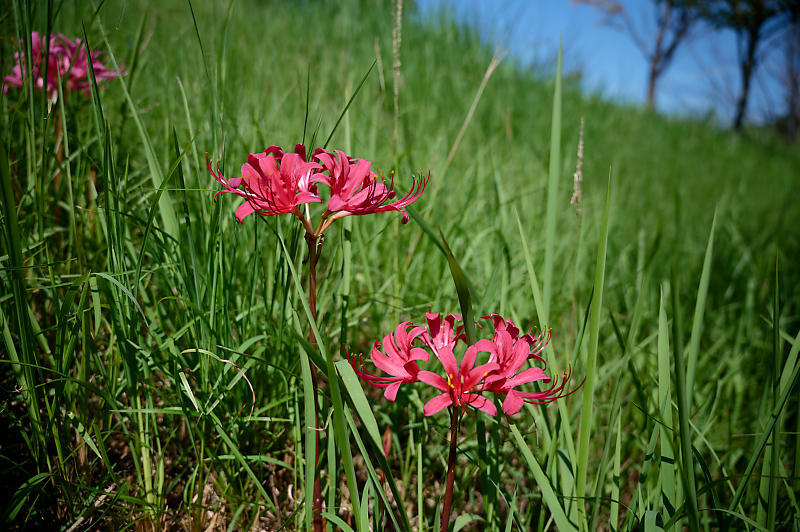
350,313,579,417
3,31,120,101
207,151,325,224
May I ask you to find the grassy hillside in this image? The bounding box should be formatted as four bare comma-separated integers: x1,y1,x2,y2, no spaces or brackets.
1,0,798,530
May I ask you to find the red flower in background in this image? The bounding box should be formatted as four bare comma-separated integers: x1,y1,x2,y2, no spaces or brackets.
315,149,427,225
207,151,324,224
3,31,120,101
208,144,426,234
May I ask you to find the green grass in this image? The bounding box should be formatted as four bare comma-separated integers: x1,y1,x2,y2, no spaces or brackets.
1,0,799,530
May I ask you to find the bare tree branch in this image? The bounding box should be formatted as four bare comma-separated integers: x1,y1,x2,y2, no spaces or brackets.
575,0,699,106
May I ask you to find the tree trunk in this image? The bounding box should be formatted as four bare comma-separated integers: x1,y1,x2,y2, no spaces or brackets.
786,20,800,141
647,61,659,108
734,27,759,130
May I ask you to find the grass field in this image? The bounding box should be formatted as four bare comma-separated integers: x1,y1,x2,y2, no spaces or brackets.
1,0,799,530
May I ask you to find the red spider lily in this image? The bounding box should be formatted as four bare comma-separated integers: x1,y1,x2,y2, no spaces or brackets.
482,313,550,360
314,149,427,228
347,322,429,401
3,31,120,101
209,145,426,234
477,316,568,414
207,151,324,225
478,328,552,415
417,343,499,416
350,313,579,417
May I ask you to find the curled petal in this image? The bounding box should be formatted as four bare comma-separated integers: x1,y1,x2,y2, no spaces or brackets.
235,202,257,223
384,381,403,402
503,366,550,389
519,365,584,405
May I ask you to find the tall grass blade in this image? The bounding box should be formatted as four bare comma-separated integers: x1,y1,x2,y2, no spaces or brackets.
726,336,800,514
766,258,780,530
672,277,700,531
440,230,476,344
186,0,220,144
323,61,376,149
543,41,562,318
510,424,577,532
0,138,44,460
440,50,506,179
342,407,409,532
658,287,677,529
576,167,611,505
299,342,315,532
89,17,180,240
685,213,715,395
610,408,621,531
337,360,411,531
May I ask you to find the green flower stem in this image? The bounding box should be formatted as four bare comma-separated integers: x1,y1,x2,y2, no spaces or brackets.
441,407,462,532
305,231,324,532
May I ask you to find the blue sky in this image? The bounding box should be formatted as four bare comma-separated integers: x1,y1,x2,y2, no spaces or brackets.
414,0,786,124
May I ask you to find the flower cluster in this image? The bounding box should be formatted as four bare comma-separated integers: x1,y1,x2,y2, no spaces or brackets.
207,144,427,234
349,313,578,416
3,31,120,101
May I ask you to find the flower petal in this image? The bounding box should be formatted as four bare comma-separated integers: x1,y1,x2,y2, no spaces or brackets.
235,202,257,223
464,393,497,416
433,346,459,377
384,381,403,402
417,370,449,391
423,393,453,416
502,391,524,415
504,366,550,389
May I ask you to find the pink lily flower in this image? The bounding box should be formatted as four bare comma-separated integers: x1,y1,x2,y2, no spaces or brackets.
417,342,499,416
482,313,549,360
209,145,426,234
477,329,551,415
478,316,569,414
314,149,427,225
207,151,324,224
347,321,429,401
3,31,120,101
351,313,579,417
